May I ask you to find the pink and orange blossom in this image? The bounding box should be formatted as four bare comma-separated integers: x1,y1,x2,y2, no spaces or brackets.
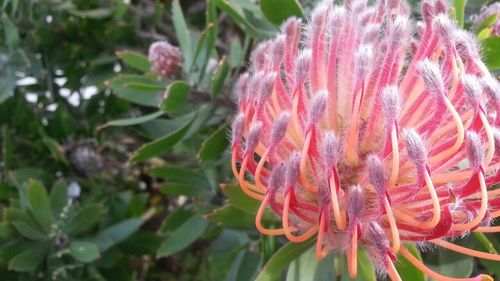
231,0,500,280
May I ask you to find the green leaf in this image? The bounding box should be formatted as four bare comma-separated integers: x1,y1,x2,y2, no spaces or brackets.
160,81,189,114
427,244,474,278
151,166,209,197
8,243,48,272
11,221,47,241
476,14,498,35
451,0,466,28
396,245,425,281
206,205,255,229
260,0,303,25
172,0,193,70
66,204,103,235
157,214,209,257
221,184,260,214
197,123,229,163
70,241,100,263
210,56,229,100
49,179,68,215
255,240,315,281
159,208,193,235
94,218,144,251
286,248,335,281
27,180,52,233
2,15,19,49
130,113,194,162
107,75,163,107
214,0,276,39
119,232,163,255
482,37,500,71
339,250,376,281
69,8,113,19
98,111,163,130
116,50,151,72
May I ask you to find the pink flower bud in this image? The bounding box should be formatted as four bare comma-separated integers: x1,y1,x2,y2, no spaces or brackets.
148,41,182,78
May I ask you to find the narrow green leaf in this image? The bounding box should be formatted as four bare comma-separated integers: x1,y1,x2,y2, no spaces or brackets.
213,0,276,39
27,180,52,233
260,0,303,25
8,243,48,272
452,0,466,28
116,50,151,72
221,184,260,214
49,179,68,215
157,214,209,257
482,37,500,71
427,245,474,278
206,205,255,229
340,250,376,281
286,247,335,281
255,240,315,281
98,111,163,130
66,204,103,235
197,123,229,163
11,221,47,241
396,244,425,281
210,56,229,100
160,81,189,114
70,241,100,263
172,0,193,69
94,218,144,252
2,15,19,49
69,8,113,19
107,75,163,107
130,114,194,162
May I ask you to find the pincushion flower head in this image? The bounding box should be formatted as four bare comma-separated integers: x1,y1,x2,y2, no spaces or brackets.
230,0,500,280
148,40,182,78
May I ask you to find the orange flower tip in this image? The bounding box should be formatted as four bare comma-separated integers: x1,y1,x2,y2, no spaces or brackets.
480,274,494,281
281,17,301,37
294,50,312,82
391,16,410,40
244,122,263,156
284,152,301,188
347,185,365,230
421,1,434,23
434,0,447,14
272,35,286,68
231,113,245,147
354,45,374,80
403,129,427,165
320,131,339,171
462,74,483,108
382,86,400,122
235,73,249,104
270,112,291,146
432,13,454,42
329,6,346,27
492,127,500,154
307,91,328,128
366,154,388,197
418,59,444,96
269,163,285,192
256,73,277,108
483,76,500,106
251,42,271,69
466,131,485,171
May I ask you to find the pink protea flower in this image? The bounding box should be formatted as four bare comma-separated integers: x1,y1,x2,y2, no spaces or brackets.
148,41,182,77
231,0,500,280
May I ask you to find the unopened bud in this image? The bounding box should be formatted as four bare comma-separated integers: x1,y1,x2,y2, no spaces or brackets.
307,91,328,128
245,122,263,156
418,59,444,96
270,112,290,146
466,131,485,171
403,128,427,164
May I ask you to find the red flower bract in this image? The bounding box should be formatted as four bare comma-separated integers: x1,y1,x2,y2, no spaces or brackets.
231,0,500,280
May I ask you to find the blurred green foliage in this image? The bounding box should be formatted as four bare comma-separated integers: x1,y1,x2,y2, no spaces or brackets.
0,0,499,280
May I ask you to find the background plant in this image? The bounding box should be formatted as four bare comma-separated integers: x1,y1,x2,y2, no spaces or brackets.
0,0,500,280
